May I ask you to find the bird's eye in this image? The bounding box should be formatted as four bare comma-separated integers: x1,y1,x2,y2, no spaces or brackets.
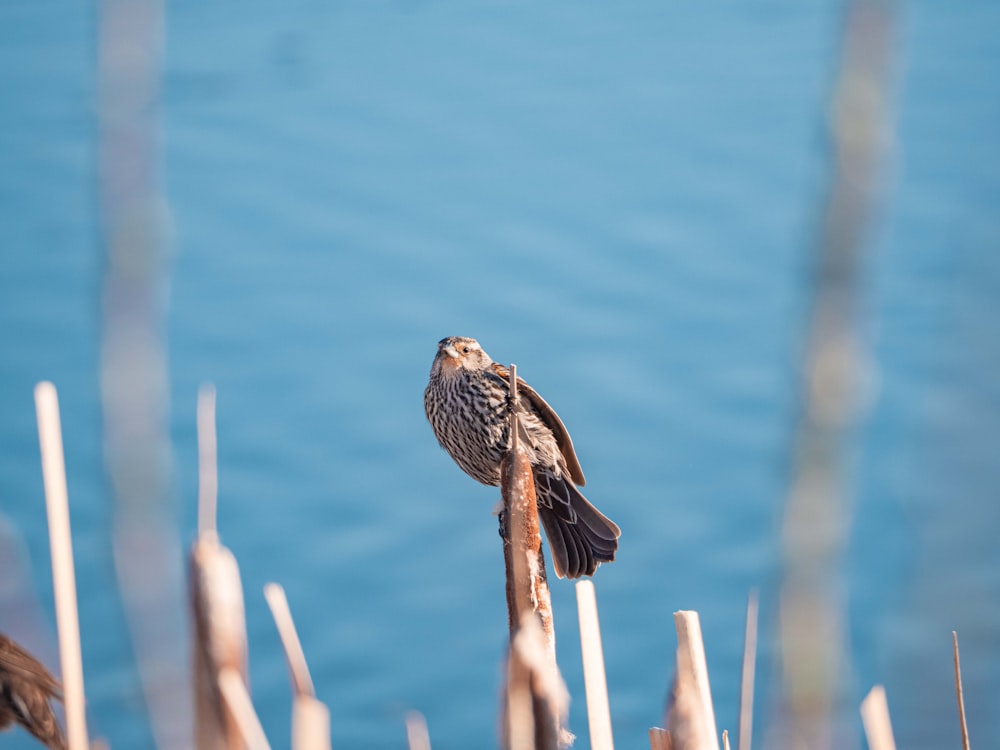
462,346,470,353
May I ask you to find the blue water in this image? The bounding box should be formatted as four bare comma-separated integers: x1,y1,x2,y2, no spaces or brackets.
2,1,999,749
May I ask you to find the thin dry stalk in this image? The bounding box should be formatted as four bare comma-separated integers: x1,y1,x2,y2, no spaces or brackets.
953,632,971,750
198,384,219,540
666,611,719,750
35,382,89,750
263,583,330,750
263,583,315,697
648,728,672,750
859,685,896,750
576,580,614,750
405,711,432,750
737,590,758,750
722,730,731,750
218,669,272,750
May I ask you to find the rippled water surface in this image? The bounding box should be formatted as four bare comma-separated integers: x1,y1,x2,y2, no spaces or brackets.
2,2,999,748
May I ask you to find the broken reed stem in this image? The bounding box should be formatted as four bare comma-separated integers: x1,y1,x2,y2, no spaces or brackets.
859,685,896,750
34,382,89,750
503,618,568,750
191,385,250,750
722,729,731,750
505,630,536,750
576,580,614,750
198,383,219,540
648,727,672,750
292,697,331,750
953,631,971,750
263,583,315,697
738,590,758,750
668,610,720,750
264,584,331,750
219,668,272,750
190,541,249,749
405,711,432,750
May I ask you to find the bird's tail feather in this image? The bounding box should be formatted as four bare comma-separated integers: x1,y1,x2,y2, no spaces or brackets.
534,469,620,579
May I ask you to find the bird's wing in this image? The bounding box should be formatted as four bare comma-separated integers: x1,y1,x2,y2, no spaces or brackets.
490,363,587,486
0,636,62,697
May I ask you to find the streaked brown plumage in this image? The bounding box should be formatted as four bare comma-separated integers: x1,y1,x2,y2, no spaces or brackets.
0,634,66,750
424,336,620,578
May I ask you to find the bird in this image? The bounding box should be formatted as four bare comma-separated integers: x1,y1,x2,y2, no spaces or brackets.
424,336,620,579
0,634,67,750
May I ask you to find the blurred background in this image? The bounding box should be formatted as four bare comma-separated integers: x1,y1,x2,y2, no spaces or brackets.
1,1,998,748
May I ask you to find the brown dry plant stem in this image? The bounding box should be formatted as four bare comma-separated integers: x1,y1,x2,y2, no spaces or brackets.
190,539,249,750
953,632,970,750
498,363,571,747
648,727,672,750
35,382,89,750
502,617,569,750
500,364,556,661
190,388,250,750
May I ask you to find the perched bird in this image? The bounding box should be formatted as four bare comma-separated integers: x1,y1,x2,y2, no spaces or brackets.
424,336,620,578
0,634,66,750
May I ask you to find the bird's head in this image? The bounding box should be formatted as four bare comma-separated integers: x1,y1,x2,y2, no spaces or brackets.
431,336,493,376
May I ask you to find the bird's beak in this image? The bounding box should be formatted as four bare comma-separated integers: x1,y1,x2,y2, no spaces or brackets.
441,343,460,359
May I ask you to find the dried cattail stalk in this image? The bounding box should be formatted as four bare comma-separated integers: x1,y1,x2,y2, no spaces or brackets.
665,611,719,750
576,580,614,750
263,583,330,750
191,387,249,750
191,541,249,750
405,710,432,750
859,684,896,750
263,583,315,698
35,382,88,750
218,669,271,750
500,364,555,663
648,727,672,750
291,698,330,750
501,617,570,750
